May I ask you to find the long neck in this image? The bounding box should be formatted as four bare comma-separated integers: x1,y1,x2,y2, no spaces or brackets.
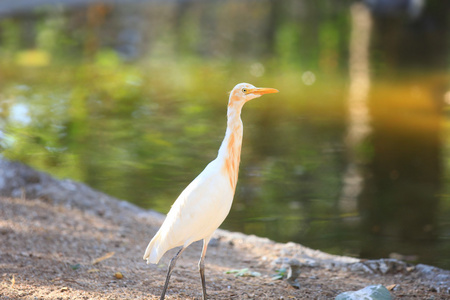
218,104,244,190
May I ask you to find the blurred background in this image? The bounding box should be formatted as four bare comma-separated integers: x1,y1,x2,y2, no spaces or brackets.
0,0,449,269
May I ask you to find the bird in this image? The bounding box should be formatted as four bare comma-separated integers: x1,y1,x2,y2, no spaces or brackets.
143,83,279,300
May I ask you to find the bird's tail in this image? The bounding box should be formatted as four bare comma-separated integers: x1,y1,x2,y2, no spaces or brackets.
143,231,163,264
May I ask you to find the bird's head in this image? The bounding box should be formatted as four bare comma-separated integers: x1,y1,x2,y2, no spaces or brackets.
229,83,278,106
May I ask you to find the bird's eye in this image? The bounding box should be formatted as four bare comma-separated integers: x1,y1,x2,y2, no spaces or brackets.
242,88,247,93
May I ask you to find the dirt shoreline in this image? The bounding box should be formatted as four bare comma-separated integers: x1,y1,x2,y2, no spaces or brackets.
0,158,449,299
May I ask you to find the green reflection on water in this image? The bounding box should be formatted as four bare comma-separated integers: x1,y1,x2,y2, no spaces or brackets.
0,57,349,237
2,59,450,269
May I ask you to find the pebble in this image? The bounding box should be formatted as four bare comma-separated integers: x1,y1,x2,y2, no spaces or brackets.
335,284,392,300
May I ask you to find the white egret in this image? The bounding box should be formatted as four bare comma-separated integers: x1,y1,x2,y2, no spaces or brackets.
143,83,279,299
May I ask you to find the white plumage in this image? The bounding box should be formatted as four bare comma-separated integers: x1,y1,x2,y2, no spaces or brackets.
143,83,278,300
143,158,233,264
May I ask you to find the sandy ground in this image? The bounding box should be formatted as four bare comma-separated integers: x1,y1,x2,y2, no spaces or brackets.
1,195,449,299
0,159,449,299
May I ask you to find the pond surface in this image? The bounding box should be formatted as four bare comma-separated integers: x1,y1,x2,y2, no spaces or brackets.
0,1,449,269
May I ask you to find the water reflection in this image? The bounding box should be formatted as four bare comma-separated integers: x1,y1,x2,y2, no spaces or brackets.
0,1,449,269
9,103,31,125
360,78,445,261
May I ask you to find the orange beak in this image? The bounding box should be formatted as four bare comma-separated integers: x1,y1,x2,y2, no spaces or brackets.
246,87,279,95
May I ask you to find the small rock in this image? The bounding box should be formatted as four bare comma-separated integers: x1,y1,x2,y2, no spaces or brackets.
349,262,374,274
406,266,415,272
349,259,407,275
389,252,418,262
335,284,392,300
208,237,220,247
272,257,290,267
114,272,123,279
301,257,318,267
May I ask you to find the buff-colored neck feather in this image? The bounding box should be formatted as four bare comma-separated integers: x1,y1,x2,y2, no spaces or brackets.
218,94,244,190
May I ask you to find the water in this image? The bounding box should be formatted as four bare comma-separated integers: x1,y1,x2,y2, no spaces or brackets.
0,1,449,269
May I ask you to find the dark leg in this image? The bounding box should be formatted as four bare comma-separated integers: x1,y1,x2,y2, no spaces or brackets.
160,247,185,300
198,238,209,300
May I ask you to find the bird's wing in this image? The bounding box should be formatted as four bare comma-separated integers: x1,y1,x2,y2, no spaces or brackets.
144,160,234,263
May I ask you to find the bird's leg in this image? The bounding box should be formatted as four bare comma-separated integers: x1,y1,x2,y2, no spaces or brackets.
198,238,209,300
160,247,185,300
